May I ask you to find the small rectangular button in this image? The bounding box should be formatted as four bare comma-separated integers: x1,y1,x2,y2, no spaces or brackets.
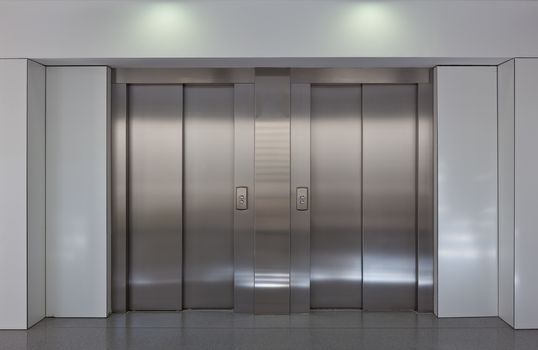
296,187,308,211
236,187,248,210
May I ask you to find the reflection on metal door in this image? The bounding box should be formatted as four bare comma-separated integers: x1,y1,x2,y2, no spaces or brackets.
293,77,426,312
183,86,235,309
310,86,362,309
128,85,183,311
362,85,417,310
126,84,237,311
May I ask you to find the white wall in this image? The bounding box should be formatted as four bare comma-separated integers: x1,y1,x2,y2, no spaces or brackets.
499,59,538,329
46,67,111,318
514,59,538,329
0,59,46,330
434,66,498,317
1,1,538,60
27,60,47,327
0,59,28,330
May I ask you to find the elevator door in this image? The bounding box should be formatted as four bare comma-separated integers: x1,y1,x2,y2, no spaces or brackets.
310,86,362,308
183,85,234,309
128,85,183,311
362,84,417,310
127,84,235,311
308,84,418,311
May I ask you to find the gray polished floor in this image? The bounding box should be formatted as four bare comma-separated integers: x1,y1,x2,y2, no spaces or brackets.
1,311,537,350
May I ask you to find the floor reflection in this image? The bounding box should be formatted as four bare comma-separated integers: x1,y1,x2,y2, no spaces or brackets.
1,311,537,350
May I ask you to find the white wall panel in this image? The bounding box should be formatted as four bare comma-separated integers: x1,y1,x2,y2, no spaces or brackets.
498,58,538,329
514,59,538,329
435,66,498,317
46,67,111,317
27,60,46,327
498,60,515,327
0,59,28,329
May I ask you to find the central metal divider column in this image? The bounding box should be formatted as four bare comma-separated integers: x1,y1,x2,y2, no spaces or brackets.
290,84,311,313
233,84,256,313
254,69,291,314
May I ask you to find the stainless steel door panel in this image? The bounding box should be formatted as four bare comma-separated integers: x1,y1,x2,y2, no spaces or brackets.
254,69,291,314
128,85,183,311
310,86,363,309
183,85,235,309
362,84,417,311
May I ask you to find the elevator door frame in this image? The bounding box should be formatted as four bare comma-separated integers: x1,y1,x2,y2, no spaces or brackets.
111,69,256,312
289,68,434,313
111,68,434,314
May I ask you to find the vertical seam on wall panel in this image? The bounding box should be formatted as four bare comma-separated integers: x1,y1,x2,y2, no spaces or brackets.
44,66,47,320
512,61,516,328
26,60,29,329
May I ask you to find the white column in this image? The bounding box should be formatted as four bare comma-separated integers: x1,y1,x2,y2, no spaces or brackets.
498,58,538,329
434,66,498,317
46,67,111,317
498,59,515,327
27,61,47,327
0,59,46,330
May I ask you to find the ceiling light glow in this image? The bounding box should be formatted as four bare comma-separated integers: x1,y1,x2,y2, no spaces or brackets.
341,3,400,43
131,2,199,54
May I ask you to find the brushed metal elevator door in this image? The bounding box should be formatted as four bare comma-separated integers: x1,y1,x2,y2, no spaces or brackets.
362,84,417,310
308,84,418,311
128,85,183,311
310,86,362,309
183,85,235,309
